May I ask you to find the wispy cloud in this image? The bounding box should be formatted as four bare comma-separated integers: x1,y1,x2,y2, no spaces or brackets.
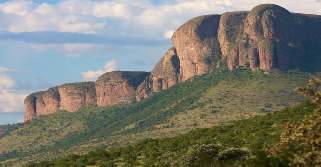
81,60,117,81
0,31,167,46
0,67,26,112
1,0,320,41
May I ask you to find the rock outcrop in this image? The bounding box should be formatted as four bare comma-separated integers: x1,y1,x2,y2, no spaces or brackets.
24,72,148,122
172,15,221,81
58,82,96,112
136,48,181,101
24,88,60,122
96,71,149,107
25,4,321,122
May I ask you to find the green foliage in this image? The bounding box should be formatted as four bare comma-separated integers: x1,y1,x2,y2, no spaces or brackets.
27,103,314,167
269,78,321,166
0,69,310,165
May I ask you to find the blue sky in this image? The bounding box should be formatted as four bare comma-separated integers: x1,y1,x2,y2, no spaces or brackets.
0,0,320,125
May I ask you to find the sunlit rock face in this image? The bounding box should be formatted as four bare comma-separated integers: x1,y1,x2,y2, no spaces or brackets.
96,71,149,107
217,4,305,71
136,47,180,101
58,82,96,112
172,15,221,81
24,88,60,122
24,82,96,122
151,47,180,92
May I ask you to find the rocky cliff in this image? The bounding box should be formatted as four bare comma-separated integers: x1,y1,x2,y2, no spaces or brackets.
24,72,148,122
96,71,149,107
24,4,321,122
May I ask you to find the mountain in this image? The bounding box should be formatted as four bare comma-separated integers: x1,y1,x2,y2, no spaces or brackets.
24,4,321,122
1,3,321,166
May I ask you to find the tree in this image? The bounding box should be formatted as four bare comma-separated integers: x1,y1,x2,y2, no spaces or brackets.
269,78,321,166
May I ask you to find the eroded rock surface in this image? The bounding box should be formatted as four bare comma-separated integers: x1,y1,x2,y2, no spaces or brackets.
58,82,96,112
172,15,221,81
96,71,149,107
136,47,181,101
24,88,60,122
151,47,180,92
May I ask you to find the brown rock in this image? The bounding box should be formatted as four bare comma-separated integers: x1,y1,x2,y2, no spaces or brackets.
136,47,181,101
172,15,221,81
96,71,149,107
24,88,60,122
136,76,153,101
151,47,180,92
58,82,96,112
242,4,298,71
218,12,248,69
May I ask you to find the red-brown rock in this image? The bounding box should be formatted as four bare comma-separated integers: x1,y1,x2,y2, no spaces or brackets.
172,15,221,81
58,82,96,112
96,71,149,107
24,88,60,122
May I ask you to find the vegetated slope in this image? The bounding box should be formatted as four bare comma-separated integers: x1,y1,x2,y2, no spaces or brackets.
0,126,7,137
28,103,315,167
0,69,309,166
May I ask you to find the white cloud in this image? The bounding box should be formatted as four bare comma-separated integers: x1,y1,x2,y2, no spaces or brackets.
0,67,26,112
93,2,132,18
0,67,10,73
163,30,175,39
81,60,117,81
0,75,14,89
0,0,320,36
0,0,33,16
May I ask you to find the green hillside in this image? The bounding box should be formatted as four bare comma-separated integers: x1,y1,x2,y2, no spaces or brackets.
28,103,315,167
0,68,311,166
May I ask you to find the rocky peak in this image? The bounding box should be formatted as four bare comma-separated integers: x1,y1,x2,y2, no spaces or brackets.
172,14,221,81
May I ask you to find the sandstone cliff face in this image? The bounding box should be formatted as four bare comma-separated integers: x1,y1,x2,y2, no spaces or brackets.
96,71,149,107
24,82,95,122
24,72,148,122
136,47,180,101
58,82,96,112
151,47,180,92
172,15,221,81
218,4,305,71
24,88,60,122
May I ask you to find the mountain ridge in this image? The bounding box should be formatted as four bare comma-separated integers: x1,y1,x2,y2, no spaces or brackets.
24,4,321,122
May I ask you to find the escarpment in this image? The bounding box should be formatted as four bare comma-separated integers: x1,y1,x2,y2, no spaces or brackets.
24,4,321,122
24,72,149,122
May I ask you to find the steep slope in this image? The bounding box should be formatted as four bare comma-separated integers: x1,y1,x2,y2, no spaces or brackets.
0,69,310,166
